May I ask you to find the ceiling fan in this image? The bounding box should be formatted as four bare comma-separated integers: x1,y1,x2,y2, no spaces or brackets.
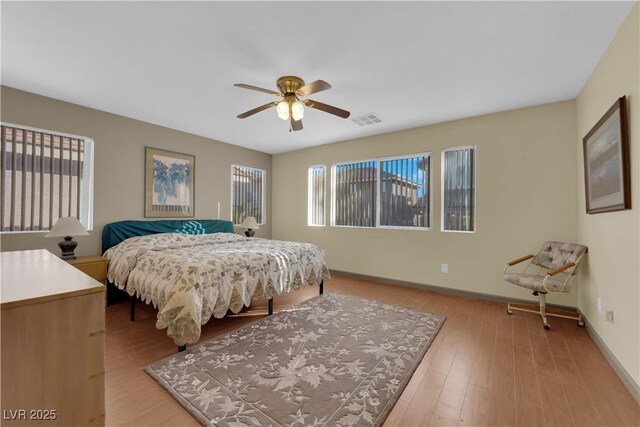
234,76,350,132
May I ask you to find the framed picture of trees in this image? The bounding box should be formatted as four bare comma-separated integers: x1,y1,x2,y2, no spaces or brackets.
145,147,195,217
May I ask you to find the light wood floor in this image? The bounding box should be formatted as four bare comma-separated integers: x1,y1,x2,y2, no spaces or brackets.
105,275,640,426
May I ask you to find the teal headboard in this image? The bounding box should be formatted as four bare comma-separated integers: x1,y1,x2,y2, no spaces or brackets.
101,219,235,254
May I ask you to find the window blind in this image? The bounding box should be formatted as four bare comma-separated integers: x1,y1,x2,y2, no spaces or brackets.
332,161,377,227
1,124,90,232
442,146,475,231
231,165,264,225
308,165,326,226
379,154,430,228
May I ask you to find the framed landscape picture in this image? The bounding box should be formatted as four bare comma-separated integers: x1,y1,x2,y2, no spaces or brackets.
583,96,630,214
145,147,195,217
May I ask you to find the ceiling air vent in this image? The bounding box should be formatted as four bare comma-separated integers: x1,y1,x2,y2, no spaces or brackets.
351,113,383,127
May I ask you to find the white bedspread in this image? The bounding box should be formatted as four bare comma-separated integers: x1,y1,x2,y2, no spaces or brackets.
104,233,330,346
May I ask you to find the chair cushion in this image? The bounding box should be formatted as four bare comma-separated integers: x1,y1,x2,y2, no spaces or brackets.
504,272,565,293
532,241,587,274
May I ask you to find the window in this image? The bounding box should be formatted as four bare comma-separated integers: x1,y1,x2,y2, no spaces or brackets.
332,161,377,227
308,165,326,226
442,146,475,232
331,155,432,229
379,153,430,228
231,165,265,225
1,123,94,232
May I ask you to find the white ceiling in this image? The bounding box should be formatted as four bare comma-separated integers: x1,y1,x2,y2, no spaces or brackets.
1,1,635,154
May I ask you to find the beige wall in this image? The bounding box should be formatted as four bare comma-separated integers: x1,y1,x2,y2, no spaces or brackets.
273,100,579,306
0,87,272,255
576,4,639,387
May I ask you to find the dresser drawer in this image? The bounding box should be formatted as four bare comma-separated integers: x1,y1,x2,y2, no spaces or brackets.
75,261,107,282
87,333,105,376
88,414,105,427
86,372,105,426
85,292,106,333
69,258,107,282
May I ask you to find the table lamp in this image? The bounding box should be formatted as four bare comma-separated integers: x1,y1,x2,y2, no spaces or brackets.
46,217,89,260
240,216,259,237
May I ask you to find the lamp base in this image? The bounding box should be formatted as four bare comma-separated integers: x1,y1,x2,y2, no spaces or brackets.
58,236,78,260
245,229,255,237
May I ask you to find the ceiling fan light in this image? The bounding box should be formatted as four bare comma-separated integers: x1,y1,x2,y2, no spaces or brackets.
291,101,304,121
276,101,290,120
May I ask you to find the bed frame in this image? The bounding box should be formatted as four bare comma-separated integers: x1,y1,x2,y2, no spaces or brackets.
102,219,324,352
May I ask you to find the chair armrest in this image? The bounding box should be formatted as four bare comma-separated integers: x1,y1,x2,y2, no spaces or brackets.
507,254,534,266
547,262,576,276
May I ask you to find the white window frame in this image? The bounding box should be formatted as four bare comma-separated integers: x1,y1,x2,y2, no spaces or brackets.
330,153,433,231
0,122,94,233
230,164,266,226
440,145,476,233
307,164,326,227
376,152,432,231
330,158,377,229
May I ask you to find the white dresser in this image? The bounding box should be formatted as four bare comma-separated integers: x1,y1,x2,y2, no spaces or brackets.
1,250,105,426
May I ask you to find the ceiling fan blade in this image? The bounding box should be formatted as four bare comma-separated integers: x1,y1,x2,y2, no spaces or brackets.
234,83,283,97
237,102,277,119
304,99,350,119
296,80,332,97
290,116,303,131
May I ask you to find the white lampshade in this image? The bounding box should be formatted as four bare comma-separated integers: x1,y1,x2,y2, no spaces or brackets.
240,216,259,230
46,217,89,237
276,101,290,120
291,101,304,121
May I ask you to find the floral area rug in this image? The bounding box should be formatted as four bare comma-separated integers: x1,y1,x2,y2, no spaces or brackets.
145,292,445,427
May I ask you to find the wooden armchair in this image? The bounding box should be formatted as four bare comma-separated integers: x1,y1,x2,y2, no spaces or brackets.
504,241,588,330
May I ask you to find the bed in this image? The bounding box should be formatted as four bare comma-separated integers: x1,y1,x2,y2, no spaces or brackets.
102,219,329,350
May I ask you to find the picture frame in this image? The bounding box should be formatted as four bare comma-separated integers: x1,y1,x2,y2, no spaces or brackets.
582,96,630,214
145,147,195,218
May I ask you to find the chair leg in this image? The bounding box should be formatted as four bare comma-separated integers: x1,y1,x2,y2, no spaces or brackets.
540,293,550,330
509,300,583,327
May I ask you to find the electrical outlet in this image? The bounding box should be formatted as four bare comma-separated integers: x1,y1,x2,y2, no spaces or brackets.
441,263,448,274
320,249,325,257
597,297,602,314
606,311,614,323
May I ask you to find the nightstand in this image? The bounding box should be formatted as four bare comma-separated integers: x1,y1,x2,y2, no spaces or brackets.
67,255,107,283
